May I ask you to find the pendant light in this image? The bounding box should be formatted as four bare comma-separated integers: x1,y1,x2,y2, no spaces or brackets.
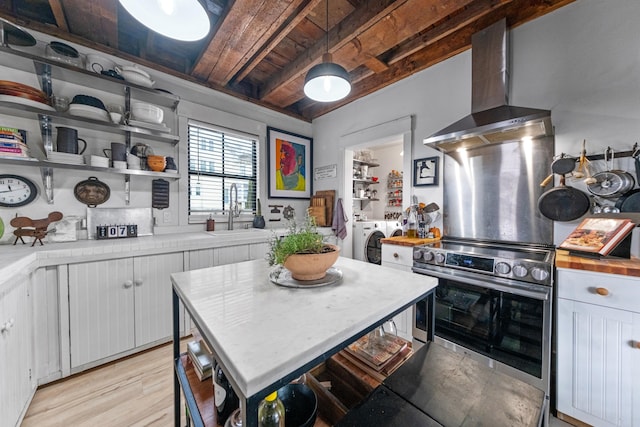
304,0,351,102
119,0,210,42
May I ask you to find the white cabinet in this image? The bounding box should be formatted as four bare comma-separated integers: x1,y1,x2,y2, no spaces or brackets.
556,269,640,427
381,244,414,340
68,252,184,369
0,273,35,427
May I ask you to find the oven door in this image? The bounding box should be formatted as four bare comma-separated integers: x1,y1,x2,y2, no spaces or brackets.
413,267,552,387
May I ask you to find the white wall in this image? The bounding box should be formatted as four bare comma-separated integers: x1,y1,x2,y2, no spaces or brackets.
312,0,640,253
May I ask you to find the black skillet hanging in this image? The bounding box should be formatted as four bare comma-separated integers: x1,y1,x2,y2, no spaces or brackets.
538,175,590,221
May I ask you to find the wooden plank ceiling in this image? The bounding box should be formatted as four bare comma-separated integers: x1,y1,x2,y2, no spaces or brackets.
0,0,575,121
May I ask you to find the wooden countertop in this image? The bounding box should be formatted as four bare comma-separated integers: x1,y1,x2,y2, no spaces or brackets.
556,249,640,277
380,236,440,246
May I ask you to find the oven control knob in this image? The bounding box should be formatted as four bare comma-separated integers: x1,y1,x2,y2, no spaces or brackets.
413,249,424,260
434,252,446,263
531,267,549,282
422,251,434,262
495,262,511,275
512,264,528,278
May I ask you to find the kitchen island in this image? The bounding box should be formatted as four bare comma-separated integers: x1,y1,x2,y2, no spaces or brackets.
170,257,438,427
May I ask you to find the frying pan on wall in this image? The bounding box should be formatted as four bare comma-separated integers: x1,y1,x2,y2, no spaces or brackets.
538,175,590,221
615,154,640,212
74,177,110,207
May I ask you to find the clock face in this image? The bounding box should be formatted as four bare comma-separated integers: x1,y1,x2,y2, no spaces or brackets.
0,174,38,207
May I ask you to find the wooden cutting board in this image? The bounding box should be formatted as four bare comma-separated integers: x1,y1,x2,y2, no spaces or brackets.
316,190,335,227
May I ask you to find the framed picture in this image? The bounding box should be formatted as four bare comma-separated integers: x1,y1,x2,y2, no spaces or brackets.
267,127,313,199
413,156,439,186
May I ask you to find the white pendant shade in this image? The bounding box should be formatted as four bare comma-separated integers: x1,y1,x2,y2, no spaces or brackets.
119,0,210,42
304,61,351,102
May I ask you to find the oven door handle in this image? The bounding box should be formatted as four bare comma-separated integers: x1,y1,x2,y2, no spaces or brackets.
412,267,551,301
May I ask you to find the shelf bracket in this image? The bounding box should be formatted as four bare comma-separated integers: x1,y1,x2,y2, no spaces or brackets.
124,174,130,205
39,114,53,155
40,166,54,204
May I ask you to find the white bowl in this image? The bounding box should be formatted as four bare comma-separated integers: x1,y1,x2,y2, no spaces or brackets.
89,155,109,168
131,102,163,124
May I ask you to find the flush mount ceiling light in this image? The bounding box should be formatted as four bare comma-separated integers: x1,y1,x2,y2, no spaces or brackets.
303,0,351,102
119,0,210,42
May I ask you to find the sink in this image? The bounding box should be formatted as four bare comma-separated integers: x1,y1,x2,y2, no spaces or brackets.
207,228,271,235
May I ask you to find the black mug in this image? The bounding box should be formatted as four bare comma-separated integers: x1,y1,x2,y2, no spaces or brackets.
56,126,86,154
103,142,127,161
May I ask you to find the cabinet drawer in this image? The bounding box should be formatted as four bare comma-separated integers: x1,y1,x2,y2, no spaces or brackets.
557,268,640,312
381,245,414,267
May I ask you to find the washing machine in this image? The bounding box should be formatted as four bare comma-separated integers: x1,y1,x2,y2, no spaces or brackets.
352,221,387,264
386,220,403,237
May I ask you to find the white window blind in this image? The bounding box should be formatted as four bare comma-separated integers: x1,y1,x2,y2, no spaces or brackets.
188,121,258,217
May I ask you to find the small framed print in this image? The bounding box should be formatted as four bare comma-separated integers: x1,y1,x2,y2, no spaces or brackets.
413,157,439,187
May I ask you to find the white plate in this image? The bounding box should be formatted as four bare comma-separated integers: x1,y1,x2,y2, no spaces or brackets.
121,71,154,88
0,94,55,111
269,267,343,288
127,119,171,133
68,103,109,121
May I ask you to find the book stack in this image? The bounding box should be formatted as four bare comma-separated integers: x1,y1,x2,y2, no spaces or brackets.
0,127,29,158
559,217,636,258
187,340,213,381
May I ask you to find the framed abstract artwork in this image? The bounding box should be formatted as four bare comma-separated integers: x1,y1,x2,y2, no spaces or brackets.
413,156,439,186
267,127,313,199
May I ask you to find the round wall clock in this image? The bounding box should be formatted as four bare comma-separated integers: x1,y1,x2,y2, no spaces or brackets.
0,174,38,207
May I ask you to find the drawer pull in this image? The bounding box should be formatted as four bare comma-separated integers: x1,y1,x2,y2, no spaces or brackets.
635,341,640,349
595,287,609,296
393,253,399,258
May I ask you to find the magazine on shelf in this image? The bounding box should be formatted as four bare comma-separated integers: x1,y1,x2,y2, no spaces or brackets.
559,217,635,257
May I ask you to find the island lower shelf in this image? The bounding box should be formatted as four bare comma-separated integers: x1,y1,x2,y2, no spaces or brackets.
176,342,413,427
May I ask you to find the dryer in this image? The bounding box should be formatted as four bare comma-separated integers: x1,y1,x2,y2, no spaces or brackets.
386,220,403,237
352,221,387,264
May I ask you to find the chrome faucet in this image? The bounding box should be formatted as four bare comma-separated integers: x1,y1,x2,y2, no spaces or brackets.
227,183,240,230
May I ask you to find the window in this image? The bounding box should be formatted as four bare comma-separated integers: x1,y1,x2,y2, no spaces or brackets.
188,120,258,218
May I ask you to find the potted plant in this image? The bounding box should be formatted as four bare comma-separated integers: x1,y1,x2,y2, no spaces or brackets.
267,212,340,281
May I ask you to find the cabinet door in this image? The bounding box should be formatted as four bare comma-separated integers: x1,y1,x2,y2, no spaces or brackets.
250,242,268,261
69,259,135,368
133,253,184,347
32,266,62,384
188,248,215,270
557,298,636,427
0,274,35,427
216,245,250,265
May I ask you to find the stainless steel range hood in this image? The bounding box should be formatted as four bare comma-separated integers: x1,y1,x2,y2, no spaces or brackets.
424,19,552,153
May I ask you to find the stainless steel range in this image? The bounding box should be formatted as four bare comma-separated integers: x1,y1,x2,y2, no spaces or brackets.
411,238,554,404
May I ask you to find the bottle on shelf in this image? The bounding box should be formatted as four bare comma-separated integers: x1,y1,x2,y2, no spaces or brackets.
258,391,285,427
214,361,240,425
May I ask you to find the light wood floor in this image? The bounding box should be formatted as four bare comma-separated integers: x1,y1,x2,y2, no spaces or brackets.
22,341,185,427
22,340,575,427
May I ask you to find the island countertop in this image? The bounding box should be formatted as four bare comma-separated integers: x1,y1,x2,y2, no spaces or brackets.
171,256,438,420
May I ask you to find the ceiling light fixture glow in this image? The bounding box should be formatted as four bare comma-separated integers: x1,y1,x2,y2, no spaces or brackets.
304,0,351,102
119,0,210,42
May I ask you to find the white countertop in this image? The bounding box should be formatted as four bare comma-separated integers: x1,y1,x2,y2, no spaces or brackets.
171,257,438,398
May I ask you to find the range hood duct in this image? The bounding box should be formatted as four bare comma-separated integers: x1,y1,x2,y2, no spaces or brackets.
424,19,552,153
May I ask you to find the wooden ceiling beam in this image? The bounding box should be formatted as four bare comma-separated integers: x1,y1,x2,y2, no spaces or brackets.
260,0,406,102
233,0,324,83
48,0,68,32
192,0,310,86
